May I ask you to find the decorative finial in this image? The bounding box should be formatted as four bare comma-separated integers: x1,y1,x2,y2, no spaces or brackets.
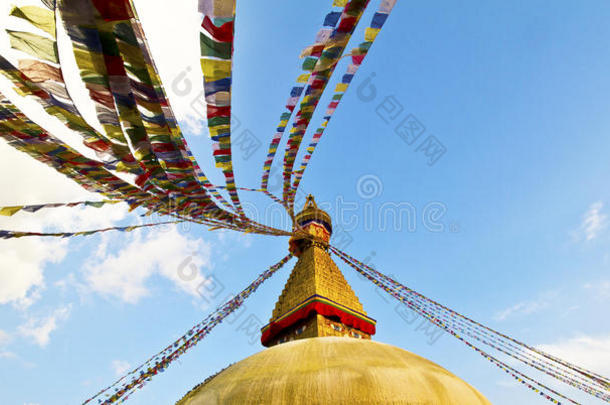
288,194,333,257
305,194,317,209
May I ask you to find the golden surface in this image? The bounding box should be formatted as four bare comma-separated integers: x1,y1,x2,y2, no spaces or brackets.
177,337,491,405
269,245,366,321
295,195,332,232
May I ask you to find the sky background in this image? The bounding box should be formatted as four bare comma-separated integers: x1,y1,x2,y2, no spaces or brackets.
0,0,609,404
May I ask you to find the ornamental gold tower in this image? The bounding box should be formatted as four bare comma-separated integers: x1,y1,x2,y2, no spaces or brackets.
178,196,491,404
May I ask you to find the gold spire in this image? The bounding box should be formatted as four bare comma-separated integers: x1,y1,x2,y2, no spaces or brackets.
261,195,376,347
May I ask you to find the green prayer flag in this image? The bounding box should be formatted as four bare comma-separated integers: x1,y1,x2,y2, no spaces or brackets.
85,201,105,208
302,57,317,71
200,33,232,59
208,116,230,126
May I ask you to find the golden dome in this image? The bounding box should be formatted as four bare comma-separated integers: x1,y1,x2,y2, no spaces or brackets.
177,337,491,405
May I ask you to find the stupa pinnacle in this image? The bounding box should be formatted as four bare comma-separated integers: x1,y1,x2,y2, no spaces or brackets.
261,195,376,346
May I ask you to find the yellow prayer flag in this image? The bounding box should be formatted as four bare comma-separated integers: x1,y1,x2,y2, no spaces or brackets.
208,125,231,136
73,48,107,78
101,124,126,142
333,0,348,6
0,206,23,216
115,161,134,173
8,30,58,63
10,6,56,37
296,73,310,83
135,98,164,116
365,27,380,42
201,59,232,82
116,41,146,67
46,106,88,129
335,82,349,92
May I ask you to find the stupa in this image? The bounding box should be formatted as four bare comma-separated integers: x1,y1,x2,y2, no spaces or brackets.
177,196,491,404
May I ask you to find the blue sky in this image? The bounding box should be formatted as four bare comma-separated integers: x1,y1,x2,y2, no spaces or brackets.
0,1,609,404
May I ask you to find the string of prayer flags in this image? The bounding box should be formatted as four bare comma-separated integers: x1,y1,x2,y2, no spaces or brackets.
198,0,244,214
0,220,182,240
58,0,195,205
2,3,144,175
126,6,237,214
57,0,132,146
331,248,572,404
0,92,153,202
0,199,124,217
56,0,247,224
0,56,142,176
59,0,176,195
330,246,608,404
333,246,610,395
132,20,234,215
171,212,291,237
260,3,347,191
399,291,608,397
282,0,371,209
121,2,239,217
7,0,267,225
290,0,398,196
83,254,293,404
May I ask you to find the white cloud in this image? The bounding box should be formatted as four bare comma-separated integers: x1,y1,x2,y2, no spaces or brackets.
493,291,558,321
537,334,610,376
583,280,610,302
0,234,67,309
576,201,608,242
84,226,212,304
0,140,131,308
111,359,131,376
18,305,72,347
0,141,96,206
